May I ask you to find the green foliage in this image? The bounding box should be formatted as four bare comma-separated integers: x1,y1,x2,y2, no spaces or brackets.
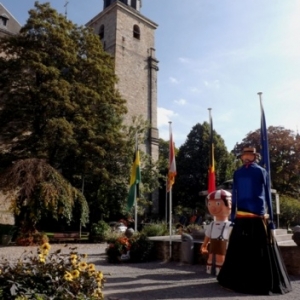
0,243,105,299
90,220,111,242
279,194,300,228
0,2,128,222
0,158,89,229
236,126,300,198
129,234,154,262
140,221,168,237
173,122,235,211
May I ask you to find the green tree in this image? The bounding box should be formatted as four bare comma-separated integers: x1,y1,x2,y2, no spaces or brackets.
173,122,235,212
0,2,129,223
236,126,300,197
0,158,89,232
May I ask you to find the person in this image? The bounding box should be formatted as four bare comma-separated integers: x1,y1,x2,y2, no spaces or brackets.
217,147,292,295
200,189,232,276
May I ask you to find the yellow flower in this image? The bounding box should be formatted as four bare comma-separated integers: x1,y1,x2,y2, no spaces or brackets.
71,269,80,279
38,254,46,263
81,253,88,259
78,262,88,271
92,288,103,299
40,242,51,252
88,263,95,271
64,271,73,281
96,271,103,280
70,254,77,260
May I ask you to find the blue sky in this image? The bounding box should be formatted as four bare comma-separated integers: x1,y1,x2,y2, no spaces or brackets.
2,0,300,151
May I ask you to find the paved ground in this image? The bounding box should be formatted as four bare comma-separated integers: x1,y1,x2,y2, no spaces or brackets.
1,243,300,300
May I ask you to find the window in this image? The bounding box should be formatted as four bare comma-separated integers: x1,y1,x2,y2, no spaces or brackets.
0,15,8,27
99,25,104,39
131,0,137,9
133,24,140,39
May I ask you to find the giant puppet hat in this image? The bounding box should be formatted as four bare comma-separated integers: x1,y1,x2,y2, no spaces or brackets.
237,147,261,159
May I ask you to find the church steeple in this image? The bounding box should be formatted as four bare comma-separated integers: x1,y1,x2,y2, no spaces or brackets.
103,0,142,11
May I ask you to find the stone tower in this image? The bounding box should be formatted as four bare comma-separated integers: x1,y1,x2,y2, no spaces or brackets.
86,0,160,213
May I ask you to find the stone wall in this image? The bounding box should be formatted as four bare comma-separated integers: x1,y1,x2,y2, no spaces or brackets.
152,240,300,276
280,246,300,275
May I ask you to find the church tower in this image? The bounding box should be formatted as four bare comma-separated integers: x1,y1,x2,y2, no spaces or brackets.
86,0,160,213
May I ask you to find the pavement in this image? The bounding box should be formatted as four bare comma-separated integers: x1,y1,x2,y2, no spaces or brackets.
89,244,300,300
1,243,300,300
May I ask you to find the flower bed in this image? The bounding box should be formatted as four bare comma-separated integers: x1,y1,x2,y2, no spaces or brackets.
106,234,154,263
0,242,105,299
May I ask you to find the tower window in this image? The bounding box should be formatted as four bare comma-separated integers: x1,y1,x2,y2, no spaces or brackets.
131,0,137,9
99,25,104,39
133,25,140,40
0,15,8,27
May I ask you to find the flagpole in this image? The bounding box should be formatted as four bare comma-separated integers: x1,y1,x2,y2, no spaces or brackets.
134,133,138,232
165,175,168,224
168,122,173,260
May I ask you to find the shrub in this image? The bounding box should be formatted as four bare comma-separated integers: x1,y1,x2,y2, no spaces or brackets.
90,220,111,242
0,243,105,299
129,234,154,262
15,229,49,246
140,222,168,237
106,233,154,263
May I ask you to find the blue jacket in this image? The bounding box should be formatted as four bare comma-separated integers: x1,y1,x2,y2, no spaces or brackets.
231,163,273,222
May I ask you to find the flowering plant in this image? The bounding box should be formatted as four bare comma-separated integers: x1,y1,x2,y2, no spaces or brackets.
106,234,154,263
0,243,105,299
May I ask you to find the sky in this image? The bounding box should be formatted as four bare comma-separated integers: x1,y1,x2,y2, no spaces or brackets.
1,0,300,151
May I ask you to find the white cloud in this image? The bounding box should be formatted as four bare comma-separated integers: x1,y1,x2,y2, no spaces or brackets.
174,98,186,105
157,107,178,127
189,87,202,93
169,77,179,84
178,57,191,64
204,80,220,89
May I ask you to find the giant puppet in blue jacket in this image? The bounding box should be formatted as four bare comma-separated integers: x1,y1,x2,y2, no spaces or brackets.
217,147,292,295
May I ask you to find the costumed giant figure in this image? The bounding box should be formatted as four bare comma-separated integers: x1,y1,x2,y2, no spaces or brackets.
217,147,292,295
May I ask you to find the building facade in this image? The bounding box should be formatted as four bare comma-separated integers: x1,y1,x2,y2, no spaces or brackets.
86,0,160,212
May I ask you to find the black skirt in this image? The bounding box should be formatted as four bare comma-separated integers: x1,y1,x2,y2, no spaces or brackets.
217,218,292,295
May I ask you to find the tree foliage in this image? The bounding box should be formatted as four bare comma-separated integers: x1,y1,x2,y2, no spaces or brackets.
172,122,235,211
0,2,133,224
0,158,89,229
236,126,300,197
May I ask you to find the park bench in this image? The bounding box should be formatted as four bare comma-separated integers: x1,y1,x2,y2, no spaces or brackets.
48,232,89,243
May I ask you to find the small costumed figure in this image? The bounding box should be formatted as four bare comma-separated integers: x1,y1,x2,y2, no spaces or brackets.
200,189,232,276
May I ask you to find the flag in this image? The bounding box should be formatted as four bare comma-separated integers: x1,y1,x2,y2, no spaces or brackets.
127,145,141,211
259,95,271,181
167,123,177,192
208,109,216,194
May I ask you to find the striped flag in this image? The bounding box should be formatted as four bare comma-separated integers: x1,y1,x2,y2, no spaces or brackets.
208,109,216,194
167,123,176,192
127,145,141,211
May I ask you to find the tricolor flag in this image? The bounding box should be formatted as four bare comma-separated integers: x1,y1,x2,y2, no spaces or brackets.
167,123,177,192
208,109,216,194
258,93,271,182
127,145,141,211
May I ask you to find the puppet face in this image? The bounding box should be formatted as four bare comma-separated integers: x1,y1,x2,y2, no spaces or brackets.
207,199,231,220
241,153,256,163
